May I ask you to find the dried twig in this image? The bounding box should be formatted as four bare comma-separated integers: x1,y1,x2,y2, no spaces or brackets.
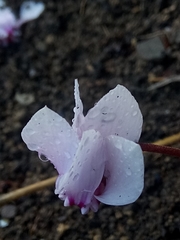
147,75,180,91
153,132,180,146
0,132,180,206
0,176,57,206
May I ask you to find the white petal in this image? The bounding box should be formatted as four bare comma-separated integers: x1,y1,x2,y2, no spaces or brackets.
0,0,5,7
55,129,105,209
0,28,8,39
19,1,45,24
0,8,16,28
21,106,79,174
82,85,143,142
72,79,85,137
95,136,144,205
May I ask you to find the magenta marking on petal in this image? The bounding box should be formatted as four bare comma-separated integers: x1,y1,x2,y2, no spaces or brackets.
69,198,75,206
94,176,106,196
78,202,85,208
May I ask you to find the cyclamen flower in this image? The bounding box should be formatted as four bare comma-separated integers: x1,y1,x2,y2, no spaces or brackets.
21,80,144,214
0,1,44,45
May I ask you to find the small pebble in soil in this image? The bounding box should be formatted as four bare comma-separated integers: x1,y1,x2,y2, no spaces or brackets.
0,219,9,228
0,204,17,218
15,92,35,105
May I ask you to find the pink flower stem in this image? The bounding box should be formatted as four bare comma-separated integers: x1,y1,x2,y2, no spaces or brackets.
139,143,180,158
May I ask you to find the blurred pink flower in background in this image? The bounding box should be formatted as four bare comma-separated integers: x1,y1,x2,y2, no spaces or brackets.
0,1,44,45
22,80,144,214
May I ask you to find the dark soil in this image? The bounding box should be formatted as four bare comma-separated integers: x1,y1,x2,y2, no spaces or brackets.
1,0,180,239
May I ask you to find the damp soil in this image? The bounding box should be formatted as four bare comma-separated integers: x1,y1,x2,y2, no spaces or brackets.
1,0,180,239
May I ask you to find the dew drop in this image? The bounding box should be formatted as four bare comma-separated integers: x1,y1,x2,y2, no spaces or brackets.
25,128,35,135
87,108,100,119
102,113,116,122
114,141,122,150
93,134,97,140
77,161,82,167
126,168,132,176
59,187,64,193
67,130,71,137
39,153,49,162
87,124,93,129
55,139,61,144
132,111,137,116
104,96,109,102
69,171,74,177
73,174,79,181
84,137,89,146
101,106,108,114
44,132,50,136
118,119,123,125
65,152,71,159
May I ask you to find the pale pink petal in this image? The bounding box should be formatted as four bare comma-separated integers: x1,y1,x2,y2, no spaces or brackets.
95,136,144,205
81,85,143,142
0,28,8,40
72,79,85,138
17,1,45,26
0,8,16,29
55,129,105,213
0,0,5,7
21,106,79,174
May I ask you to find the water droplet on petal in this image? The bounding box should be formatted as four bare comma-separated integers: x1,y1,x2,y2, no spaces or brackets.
67,130,71,137
102,113,116,122
55,139,61,144
69,171,73,177
104,96,109,102
65,152,71,159
101,106,109,114
44,132,50,136
73,174,79,181
132,111,137,116
84,137,89,146
118,119,123,125
87,108,100,119
25,128,35,135
126,168,132,176
38,153,49,162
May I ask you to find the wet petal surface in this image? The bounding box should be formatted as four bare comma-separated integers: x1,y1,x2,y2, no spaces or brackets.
95,135,144,205
21,106,79,174
82,85,143,142
55,129,105,212
18,1,45,25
